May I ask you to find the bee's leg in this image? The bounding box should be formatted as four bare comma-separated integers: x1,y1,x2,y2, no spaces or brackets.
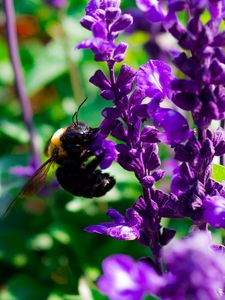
86,152,105,173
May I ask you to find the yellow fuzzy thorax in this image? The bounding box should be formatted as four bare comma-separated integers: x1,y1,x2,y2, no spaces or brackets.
47,127,67,157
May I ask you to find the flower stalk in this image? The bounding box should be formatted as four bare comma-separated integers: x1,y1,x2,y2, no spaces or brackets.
3,0,40,166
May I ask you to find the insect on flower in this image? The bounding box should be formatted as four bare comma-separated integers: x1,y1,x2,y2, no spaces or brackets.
4,99,115,216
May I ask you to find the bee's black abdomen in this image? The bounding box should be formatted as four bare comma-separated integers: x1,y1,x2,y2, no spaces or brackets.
56,166,115,198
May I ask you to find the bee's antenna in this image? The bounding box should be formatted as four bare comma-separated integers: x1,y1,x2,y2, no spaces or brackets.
72,97,88,125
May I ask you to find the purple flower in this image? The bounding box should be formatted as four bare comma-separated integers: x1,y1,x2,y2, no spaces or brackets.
85,208,141,240
90,64,136,103
203,195,225,228
78,0,133,61
89,134,118,169
77,38,115,62
97,254,163,300
160,232,225,300
136,60,173,99
133,101,191,146
136,0,225,22
79,0,225,275
10,157,39,177
10,164,36,177
206,128,225,156
85,0,121,16
136,0,166,22
169,127,225,221
153,108,191,146
97,232,225,300
44,0,67,8
166,1,225,128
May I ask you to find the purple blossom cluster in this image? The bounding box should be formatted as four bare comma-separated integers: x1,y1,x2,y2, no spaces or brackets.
136,0,225,229
77,0,225,299
98,232,225,300
78,0,133,62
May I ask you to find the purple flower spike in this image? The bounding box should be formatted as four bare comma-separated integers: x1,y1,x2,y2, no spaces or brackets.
78,0,225,278
98,254,163,300
136,0,166,22
137,60,173,99
203,195,225,228
78,0,132,62
85,208,141,240
85,0,121,16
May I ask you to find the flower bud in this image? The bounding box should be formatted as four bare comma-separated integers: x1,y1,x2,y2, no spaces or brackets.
100,89,115,100
80,15,96,30
110,14,133,32
105,7,121,21
142,175,155,188
114,42,128,62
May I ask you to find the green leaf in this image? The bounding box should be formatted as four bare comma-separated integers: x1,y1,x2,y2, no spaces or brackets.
212,164,225,183
0,119,29,143
25,40,67,94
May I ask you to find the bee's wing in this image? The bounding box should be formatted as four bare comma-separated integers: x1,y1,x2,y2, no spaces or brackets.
1,157,55,217
19,157,55,198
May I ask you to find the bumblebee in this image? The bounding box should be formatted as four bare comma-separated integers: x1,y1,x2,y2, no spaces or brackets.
7,100,115,214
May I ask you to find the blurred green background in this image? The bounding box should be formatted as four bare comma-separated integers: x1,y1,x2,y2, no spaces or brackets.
0,1,214,299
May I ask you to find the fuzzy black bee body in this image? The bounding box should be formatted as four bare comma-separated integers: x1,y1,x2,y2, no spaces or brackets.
47,122,98,162
2,101,115,216
47,122,115,198
21,121,115,199
56,162,115,198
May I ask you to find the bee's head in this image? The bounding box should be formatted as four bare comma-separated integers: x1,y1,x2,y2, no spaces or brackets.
47,98,99,158
65,122,99,143
67,97,99,142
